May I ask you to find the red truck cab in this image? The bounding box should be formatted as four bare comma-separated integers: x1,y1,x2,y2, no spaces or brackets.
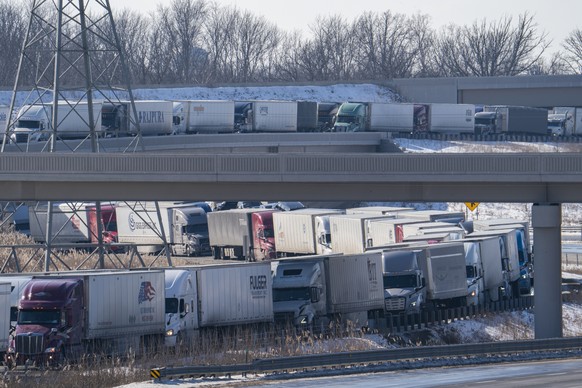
252,211,276,260
5,278,84,368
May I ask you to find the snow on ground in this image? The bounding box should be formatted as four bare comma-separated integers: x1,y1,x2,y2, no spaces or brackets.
82,83,580,387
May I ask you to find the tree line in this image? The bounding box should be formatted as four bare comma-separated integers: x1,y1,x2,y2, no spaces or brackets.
1,0,582,89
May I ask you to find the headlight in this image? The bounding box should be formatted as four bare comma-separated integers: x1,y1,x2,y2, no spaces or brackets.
44,347,58,353
410,301,417,307
470,290,477,297
165,329,175,337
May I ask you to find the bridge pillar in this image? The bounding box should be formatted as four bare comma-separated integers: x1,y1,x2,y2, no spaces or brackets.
532,203,562,339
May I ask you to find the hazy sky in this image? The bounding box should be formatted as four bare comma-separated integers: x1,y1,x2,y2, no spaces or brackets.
117,0,580,53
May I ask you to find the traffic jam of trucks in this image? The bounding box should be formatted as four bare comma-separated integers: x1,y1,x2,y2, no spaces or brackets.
1,201,537,368
6,97,581,142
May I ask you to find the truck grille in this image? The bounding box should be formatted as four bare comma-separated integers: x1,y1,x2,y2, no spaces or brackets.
274,312,295,323
15,333,44,355
385,297,406,311
15,134,30,143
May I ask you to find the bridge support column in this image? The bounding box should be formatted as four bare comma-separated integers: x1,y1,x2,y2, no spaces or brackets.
532,203,562,339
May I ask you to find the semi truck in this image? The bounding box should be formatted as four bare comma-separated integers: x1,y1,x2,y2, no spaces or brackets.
173,100,236,134
163,263,273,347
237,100,318,132
11,101,102,143
116,202,210,256
207,209,277,261
332,102,415,133
5,270,165,367
460,237,507,304
471,219,533,295
328,214,395,254
379,248,426,315
0,283,9,357
273,209,344,257
547,107,582,136
474,105,548,136
271,252,384,330
467,228,521,298
28,202,117,246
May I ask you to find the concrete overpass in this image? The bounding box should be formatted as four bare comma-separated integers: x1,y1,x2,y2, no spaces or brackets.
0,151,570,340
387,74,582,107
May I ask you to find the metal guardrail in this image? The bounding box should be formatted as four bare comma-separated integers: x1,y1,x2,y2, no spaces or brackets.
150,336,582,380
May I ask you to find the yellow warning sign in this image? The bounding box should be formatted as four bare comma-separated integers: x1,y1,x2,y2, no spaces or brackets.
150,368,161,379
465,202,480,211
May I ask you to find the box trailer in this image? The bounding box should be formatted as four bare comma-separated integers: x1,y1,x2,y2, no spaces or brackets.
329,214,395,254
475,105,548,135
239,100,298,132
178,100,235,134
7,270,165,367
164,263,273,346
273,209,344,256
207,208,277,260
428,103,475,134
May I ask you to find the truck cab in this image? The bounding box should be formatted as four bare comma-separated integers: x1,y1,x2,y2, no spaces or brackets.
462,241,485,306
474,111,499,135
6,278,84,367
380,249,426,314
164,269,198,348
547,113,571,137
252,211,277,260
172,206,210,256
332,102,367,132
271,259,326,328
11,105,51,143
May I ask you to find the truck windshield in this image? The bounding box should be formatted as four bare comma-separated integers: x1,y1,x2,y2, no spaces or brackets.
273,287,310,302
384,275,418,289
475,117,494,126
466,265,477,278
184,224,208,234
18,310,61,325
165,298,179,314
336,115,355,124
263,228,274,238
17,120,40,129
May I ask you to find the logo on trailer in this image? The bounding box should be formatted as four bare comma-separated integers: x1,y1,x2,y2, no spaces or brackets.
138,281,156,303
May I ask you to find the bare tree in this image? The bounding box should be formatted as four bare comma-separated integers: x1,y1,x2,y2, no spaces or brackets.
434,12,549,76
407,13,440,77
157,0,208,83
353,11,416,79
562,29,582,74
112,9,151,85
297,15,356,81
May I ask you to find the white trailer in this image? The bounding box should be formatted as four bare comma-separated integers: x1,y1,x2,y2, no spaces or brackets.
397,210,465,223
271,252,384,328
401,221,465,240
207,208,259,260
116,201,210,256
328,214,395,254
428,103,475,134
101,100,174,137
12,101,102,142
365,217,425,246
241,101,298,132
273,209,344,256
0,283,10,355
0,105,9,135
178,100,235,134
29,202,93,244
418,242,468,308
346,206,415,216
164,263,273,347
369,103,415,133
461,237,506,303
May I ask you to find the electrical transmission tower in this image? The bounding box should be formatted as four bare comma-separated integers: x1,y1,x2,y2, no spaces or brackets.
0,0,172,272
